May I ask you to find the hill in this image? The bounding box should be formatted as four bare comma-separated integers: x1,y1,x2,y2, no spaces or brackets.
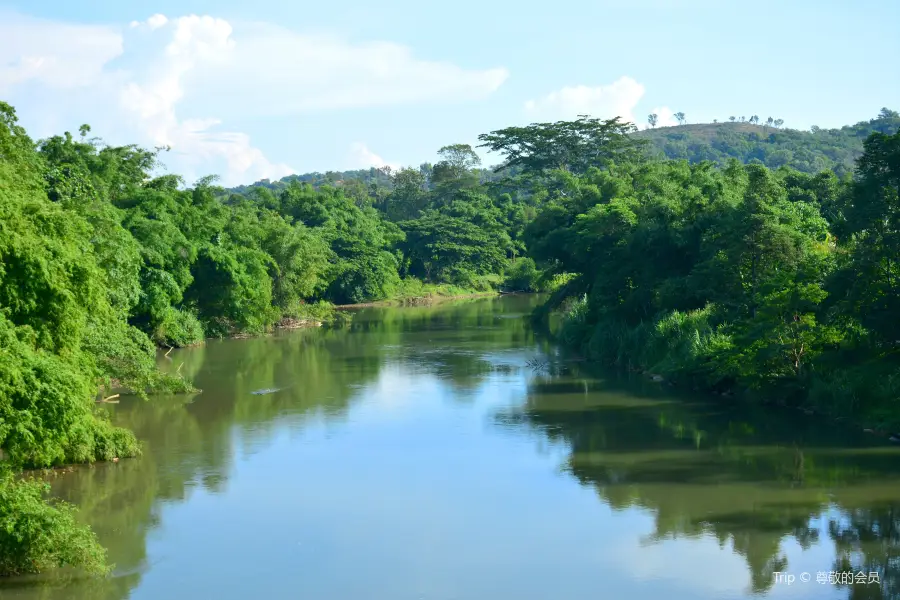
230,109,900,193
635,108,900,175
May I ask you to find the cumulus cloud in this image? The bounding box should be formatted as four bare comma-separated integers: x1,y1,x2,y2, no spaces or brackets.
523,76,675,129
0,10,508,185
347,142,398,171
647,106,679,128
186,23,509,117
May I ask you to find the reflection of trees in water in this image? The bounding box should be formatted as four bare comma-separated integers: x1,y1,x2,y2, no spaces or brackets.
831,506,900,599
504,370,900,598
4,295,542,600
349,295,540,392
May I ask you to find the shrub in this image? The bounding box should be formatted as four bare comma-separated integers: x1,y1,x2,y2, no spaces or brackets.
0,315,140,469
0,470,110,577
152,306,205,348
503,258,541,291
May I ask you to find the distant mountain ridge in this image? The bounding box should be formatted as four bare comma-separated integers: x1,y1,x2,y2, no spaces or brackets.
231,109,900,191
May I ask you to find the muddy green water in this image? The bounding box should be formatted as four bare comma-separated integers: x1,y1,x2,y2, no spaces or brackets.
2,295,899,600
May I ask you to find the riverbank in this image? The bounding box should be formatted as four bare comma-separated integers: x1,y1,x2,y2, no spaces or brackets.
155,286,504,348
8,292,900,599
336,291,499,309
544,300,900,439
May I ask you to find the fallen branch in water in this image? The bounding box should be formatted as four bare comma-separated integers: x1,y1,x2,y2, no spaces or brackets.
164,346,173,358
98,394,120,404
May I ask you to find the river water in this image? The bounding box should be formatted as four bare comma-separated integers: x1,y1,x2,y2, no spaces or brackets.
2,295,899,600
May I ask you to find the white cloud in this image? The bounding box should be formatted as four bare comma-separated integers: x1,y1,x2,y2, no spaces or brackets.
187,23,509,117
0,10,508,186
0,13,122,90
146,14,169,30
347,142,398,171
523,76,676,130
524,77,644,122
647,106,679,128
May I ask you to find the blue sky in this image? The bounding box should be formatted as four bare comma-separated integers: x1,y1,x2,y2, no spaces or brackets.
1,0,897,185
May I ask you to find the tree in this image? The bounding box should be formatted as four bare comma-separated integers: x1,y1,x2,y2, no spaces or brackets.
648,114,659,128
878,107,900,120
767,117,774,128
436,143,481,172
774,119,784,128
831,131,900,344
431,143,481,190
675,112,686,126
400,193,510,284
730,116,736,123
384,167,429,221
750,115,759,125
477,116,645,176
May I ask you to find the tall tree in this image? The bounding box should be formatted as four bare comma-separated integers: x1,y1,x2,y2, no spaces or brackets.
675,112,686,125
431,143,482,191
477,116,645,176
648,114,659,128
384,167,429,222
831,131,900,344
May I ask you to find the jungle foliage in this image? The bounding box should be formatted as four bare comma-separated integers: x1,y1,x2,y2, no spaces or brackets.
0,100,898,577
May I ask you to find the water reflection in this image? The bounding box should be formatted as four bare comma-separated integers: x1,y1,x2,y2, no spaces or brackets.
0,296,539,600
500,369,900,598
2,295,900,600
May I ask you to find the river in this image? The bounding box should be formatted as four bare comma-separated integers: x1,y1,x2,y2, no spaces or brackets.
2,295,899,600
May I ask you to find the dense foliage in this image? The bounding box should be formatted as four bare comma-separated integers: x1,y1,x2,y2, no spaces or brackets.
523,118,900,426
0,469,109,577
0,98,898,578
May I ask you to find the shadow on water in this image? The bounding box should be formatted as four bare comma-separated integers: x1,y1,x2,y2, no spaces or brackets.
3,294,900,599
497,362,900,598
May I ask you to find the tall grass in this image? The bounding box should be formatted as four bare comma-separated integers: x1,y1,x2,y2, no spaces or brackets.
558,302,734,385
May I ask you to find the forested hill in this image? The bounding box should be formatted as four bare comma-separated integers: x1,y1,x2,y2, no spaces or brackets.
636,108,900,175
232,108,899,193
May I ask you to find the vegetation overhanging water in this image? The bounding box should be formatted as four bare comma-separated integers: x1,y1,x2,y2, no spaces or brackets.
1,100,900,596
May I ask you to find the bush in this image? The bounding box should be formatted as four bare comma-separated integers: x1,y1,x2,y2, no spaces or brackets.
0,315,141,469
152,306,205,348
503,258,541,291
641,307,733,385
0,470,110,577
326,251,401,304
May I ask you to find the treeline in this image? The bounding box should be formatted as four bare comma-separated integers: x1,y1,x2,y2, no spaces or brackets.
0,98,546,575
638,107,900,175
522,119,900,427
235,109,900,198
1,97,898,577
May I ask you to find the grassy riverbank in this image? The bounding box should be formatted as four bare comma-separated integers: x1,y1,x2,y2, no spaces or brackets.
336,278,501,308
